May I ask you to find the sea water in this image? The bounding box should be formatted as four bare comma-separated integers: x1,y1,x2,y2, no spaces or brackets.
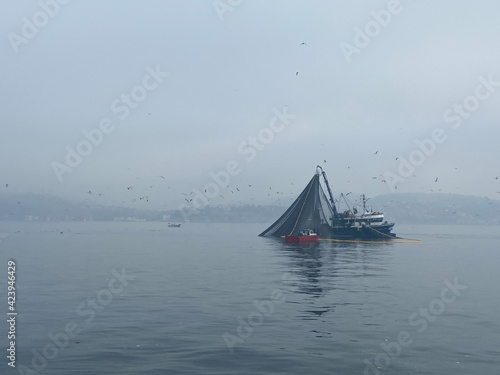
0,221,498,374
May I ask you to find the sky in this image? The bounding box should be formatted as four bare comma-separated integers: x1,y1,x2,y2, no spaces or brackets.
1,0,500,211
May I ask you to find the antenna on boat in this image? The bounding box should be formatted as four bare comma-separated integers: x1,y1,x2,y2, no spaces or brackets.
316,165,338,217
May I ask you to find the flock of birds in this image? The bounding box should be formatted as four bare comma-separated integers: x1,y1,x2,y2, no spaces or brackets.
3,144,500,211
69,152,500,208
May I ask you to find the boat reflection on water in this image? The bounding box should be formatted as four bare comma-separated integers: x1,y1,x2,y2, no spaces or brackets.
266,238,392,323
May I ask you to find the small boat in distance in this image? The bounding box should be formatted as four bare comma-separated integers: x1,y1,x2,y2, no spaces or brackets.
285,229,319,244
167,223,181,228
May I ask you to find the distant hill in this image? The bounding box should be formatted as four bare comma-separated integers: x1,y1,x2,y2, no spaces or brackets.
0,192,499,225
370,193,500,225
0,193,158,222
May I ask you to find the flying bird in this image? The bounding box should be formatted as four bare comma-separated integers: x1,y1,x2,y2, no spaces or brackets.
435,177,438,182
300,42,307,46
374,151,378,154
295,72,299,76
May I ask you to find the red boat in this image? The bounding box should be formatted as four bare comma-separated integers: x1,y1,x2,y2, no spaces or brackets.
284,229,320,243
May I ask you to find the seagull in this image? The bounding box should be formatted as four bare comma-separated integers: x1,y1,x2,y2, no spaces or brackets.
300,42,307,46
496,176,498,180
5,184,8,188
374,151,378,154
127,186,133,190
160,176,165,179
236,188,240,191
323,159,327,163
295,72,299,76
396,157,399,160
435,177,438,182
87,190,92,195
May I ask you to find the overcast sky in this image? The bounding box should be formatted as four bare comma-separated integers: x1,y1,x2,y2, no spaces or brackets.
2,0,500,211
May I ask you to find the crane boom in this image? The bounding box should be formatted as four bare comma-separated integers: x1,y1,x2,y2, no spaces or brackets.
316,165,338,217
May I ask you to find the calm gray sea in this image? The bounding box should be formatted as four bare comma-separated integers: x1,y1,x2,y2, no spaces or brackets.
1,222,499,374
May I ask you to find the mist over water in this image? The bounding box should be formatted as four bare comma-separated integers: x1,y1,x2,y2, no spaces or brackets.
1,222,498,374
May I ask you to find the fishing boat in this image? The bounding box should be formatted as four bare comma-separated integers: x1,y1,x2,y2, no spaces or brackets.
167,223,181,228
285,229,320,243
259,166,396,240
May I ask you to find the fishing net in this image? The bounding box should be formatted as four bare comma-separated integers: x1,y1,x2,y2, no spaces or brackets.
259,172,335,237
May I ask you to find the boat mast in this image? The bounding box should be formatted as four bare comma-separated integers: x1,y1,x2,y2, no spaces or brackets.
362,194,370,213
316,165,338,217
